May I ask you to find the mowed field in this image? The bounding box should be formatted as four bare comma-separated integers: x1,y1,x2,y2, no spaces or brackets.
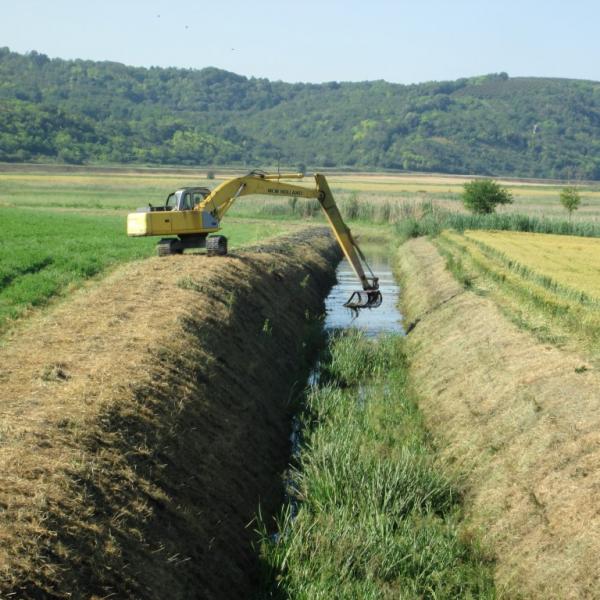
398,236,600,597
436,229,600,354
464,230,600,298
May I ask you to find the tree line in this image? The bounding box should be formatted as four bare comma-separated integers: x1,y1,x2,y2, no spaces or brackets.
1,48,600,179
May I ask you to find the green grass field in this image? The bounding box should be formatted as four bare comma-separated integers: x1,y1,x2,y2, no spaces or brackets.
0,208,154,327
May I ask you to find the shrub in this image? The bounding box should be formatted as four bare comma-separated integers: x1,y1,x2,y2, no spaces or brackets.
560,186,581,218
462,179,513,214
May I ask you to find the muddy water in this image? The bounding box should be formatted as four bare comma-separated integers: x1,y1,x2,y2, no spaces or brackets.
324,246,404,337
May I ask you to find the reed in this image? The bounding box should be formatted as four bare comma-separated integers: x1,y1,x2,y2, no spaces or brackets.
256,331,495,598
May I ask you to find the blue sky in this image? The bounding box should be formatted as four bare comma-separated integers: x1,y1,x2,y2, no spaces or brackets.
2,0,599,83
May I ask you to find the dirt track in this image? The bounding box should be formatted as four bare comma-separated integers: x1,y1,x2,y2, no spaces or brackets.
399,238,600,599
0,229,339,599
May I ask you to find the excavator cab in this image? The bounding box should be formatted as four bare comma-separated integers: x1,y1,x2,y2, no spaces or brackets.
164,188,210,211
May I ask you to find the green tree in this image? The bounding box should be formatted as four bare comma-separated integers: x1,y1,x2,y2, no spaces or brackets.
462,179,513,214
559,186,581,219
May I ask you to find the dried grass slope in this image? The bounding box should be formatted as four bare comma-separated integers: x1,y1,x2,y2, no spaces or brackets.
0,228,339,599
398,237,600,599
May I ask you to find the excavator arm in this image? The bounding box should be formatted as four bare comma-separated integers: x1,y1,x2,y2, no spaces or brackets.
197,172,317,220
313,174,379,295
127,171,382,309
197,172,381,308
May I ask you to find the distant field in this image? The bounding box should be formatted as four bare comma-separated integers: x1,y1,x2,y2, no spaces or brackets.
327,174,600,222
436,229,600,352
0,172,212,210
3,167,600,222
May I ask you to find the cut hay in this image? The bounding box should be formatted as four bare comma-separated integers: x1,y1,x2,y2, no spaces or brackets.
0,228,339,599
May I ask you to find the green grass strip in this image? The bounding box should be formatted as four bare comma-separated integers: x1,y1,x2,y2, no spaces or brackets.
257,330,495,599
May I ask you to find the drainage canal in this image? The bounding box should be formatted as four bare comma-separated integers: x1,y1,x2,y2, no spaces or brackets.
286,243,404,517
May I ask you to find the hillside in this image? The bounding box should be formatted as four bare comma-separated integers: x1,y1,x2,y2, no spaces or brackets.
2,48,600,179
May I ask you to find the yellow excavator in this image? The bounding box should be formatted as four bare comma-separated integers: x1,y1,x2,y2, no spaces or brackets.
127,171,382,309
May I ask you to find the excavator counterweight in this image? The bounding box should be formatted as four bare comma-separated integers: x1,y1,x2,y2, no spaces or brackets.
127,171,382,309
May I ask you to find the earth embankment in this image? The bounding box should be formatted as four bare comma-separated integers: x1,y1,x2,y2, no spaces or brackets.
398,237,600,599
0,228,339,599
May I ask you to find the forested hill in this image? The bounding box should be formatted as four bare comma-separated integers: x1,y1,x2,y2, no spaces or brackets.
2,48,600,179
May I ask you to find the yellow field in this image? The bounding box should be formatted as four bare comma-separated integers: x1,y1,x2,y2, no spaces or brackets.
464,230,600,299
435,229,600,354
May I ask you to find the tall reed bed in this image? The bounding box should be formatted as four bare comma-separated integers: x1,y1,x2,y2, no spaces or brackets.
257,331,495,598
396,206,600,241
229,192,435,225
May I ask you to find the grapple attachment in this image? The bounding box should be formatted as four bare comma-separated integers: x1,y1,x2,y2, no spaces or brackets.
344,289,383,310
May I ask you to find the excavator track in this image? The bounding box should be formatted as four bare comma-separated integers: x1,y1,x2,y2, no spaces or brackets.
206,235,228,256
157,238,183,256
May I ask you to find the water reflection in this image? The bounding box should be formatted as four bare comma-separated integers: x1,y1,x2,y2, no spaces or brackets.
324,245,404,337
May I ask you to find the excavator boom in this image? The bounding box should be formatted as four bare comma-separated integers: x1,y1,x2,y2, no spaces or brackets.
127,171,382,309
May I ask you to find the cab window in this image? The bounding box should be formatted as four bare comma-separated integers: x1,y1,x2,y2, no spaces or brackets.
181,192,194,210
165,193,177,210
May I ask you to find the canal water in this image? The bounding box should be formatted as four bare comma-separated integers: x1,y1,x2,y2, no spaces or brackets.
323,246,404,337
